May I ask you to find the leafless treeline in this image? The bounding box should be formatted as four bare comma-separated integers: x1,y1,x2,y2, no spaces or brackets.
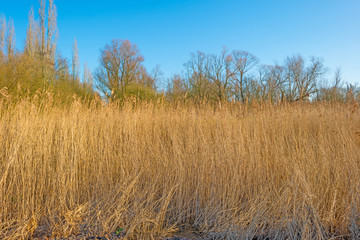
93,39,359,104
167,49,359,103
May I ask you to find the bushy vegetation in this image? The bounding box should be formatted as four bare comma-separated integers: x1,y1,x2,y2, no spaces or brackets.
0,2,95,104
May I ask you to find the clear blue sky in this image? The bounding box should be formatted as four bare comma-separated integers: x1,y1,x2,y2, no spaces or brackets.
2,0,360,88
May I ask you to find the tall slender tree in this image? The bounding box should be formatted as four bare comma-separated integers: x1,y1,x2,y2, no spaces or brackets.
46,0,57,63
38,0,46,59
37,0,57,61
0,15,6,56
72,38,80,83
5,18,15,59
25,7,36,57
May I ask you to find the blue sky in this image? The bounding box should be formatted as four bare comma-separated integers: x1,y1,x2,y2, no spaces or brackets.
2,0,360,88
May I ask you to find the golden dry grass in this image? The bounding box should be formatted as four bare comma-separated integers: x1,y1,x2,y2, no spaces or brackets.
0,99,360,239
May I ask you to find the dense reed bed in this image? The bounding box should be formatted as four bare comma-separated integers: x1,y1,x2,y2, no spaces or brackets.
0,99,359,239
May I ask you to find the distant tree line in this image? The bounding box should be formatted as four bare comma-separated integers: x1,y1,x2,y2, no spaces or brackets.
0,0,359,105
166,49,359,104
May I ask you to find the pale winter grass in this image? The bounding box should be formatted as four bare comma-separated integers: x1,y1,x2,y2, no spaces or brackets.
0,99,360,239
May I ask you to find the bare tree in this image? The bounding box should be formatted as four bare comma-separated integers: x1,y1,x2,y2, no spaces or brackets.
39,0,46,59
55,54,69,81
329,67,343,102
231,50,258,102
95,39,144,99
0,14,6,56
83,62,93,87
284,55,324,102
37,0,57,61
315,67,344,102
72,38,80,83
184,51,211,100
149,64,162,89
333,67,342,89
34,19,40,59
46,0,57,62
25,7,36,57
5,18,15,59
205,47,233,101
258,64,286,102
167,74,188,100
135,65,160,89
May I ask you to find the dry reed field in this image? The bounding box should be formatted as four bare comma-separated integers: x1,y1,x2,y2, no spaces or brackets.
0,98,360,239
